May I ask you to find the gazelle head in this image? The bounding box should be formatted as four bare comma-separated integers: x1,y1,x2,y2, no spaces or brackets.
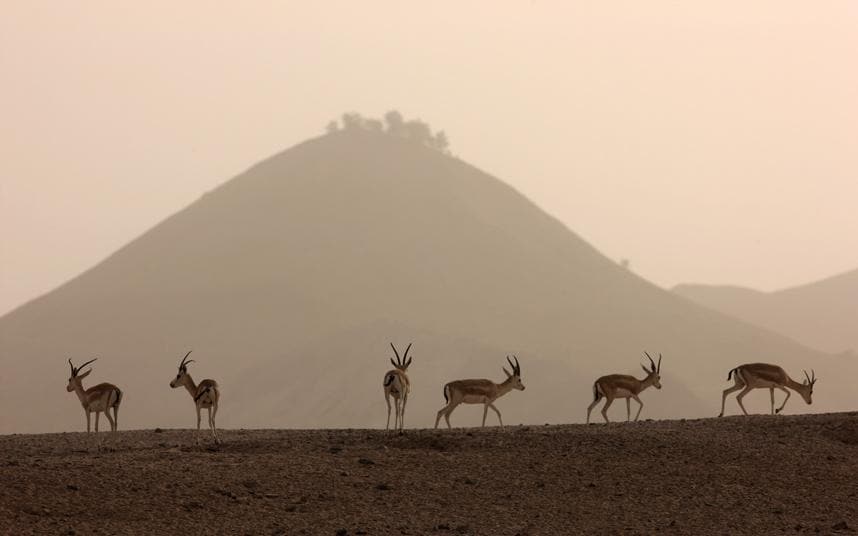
502,355,525,390
799,369,817,404
389,343,413,371
641,352,662,389
66,358,96,391
170,351,195,388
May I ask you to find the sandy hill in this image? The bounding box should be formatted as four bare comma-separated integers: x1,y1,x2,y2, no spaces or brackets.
674,268,858,355
1,130,854,434
1,415,857,534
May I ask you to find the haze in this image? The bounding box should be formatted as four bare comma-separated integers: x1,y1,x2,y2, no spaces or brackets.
2,1,857,316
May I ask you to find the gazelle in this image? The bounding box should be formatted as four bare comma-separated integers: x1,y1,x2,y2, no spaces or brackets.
586,352,662,424
718,363,817,417
434,355,525,429
169,351,221,443
66,358,123,433
383,342,413,433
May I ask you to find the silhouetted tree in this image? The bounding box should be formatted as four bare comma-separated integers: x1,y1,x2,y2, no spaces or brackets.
384,110,405,136
325,110,452,154
403,120,433,145
341,112,364,130
364,118,383,132
432,130,450,153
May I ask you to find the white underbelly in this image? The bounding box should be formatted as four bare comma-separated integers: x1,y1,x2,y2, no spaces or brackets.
614,389,633,398
462,394,488,404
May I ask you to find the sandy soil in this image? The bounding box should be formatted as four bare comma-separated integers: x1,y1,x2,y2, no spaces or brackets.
1,413,857,535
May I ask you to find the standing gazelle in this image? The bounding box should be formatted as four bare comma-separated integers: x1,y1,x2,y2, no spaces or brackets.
586,352,662,424
169,351,220,443
66,358,123,433
383,342,413,433
434,355,525,429
718,363,817,417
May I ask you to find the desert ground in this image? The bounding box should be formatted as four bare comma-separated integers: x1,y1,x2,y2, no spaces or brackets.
1,413,856,535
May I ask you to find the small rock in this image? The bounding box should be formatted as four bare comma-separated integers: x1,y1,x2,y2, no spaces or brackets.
329,446,343,454
336,530,348,536
375,483,391,491
154,428,163,433
66,484,79,491
358,458,375,465
832,521,850,531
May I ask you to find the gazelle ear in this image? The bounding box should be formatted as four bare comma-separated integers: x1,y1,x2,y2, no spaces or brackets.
79,369,92,379
390,358,398,368
803,379,808,385
641,364,651,374
503,367,512,378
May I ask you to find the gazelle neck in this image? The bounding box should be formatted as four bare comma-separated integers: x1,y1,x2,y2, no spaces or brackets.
786,378,809,395
638,373,657,393
72,380,89,405
182,373,199,398
497,376,516,396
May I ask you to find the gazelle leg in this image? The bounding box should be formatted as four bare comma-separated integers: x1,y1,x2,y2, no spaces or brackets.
113,405,119,431
775,386,791,414
211,403,220,443
626,398,631,422
443,403,460,429
400,394,407,432
95,411,100,433
770,388,775,415
85,410,91,433
394,398,401,432
104,409,115,432
196,405,202,430
488,403,503,428
586,396,601,424
632,395,644,421
601,396,614,423
208,407,219,442
719,382,744,417
434,404,448,429
482,404,489,427
735,386,754,416
385,393,392,432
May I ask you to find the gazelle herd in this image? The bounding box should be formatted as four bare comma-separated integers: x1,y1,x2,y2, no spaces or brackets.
64,345,820,439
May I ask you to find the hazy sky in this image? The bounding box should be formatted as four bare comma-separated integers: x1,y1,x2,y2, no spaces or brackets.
2,1,856,316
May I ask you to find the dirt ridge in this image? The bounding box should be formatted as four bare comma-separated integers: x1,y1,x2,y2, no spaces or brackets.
2,413,857,535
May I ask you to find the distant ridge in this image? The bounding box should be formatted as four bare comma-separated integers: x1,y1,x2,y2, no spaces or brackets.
674,268,858,354
1,129,853,434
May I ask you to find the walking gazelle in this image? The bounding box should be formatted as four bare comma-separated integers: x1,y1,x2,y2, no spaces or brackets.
718,363,817,417
383,342,413,433
66,358,123,433
586,352,662,424
434,355,525,429
169,351,221,443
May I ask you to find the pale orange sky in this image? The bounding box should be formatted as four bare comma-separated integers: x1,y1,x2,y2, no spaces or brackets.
1,1,857,316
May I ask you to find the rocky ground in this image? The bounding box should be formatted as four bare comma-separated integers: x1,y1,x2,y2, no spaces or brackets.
1,413,857,535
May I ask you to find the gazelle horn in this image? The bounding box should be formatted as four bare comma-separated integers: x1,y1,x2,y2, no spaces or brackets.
390,343,401,366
